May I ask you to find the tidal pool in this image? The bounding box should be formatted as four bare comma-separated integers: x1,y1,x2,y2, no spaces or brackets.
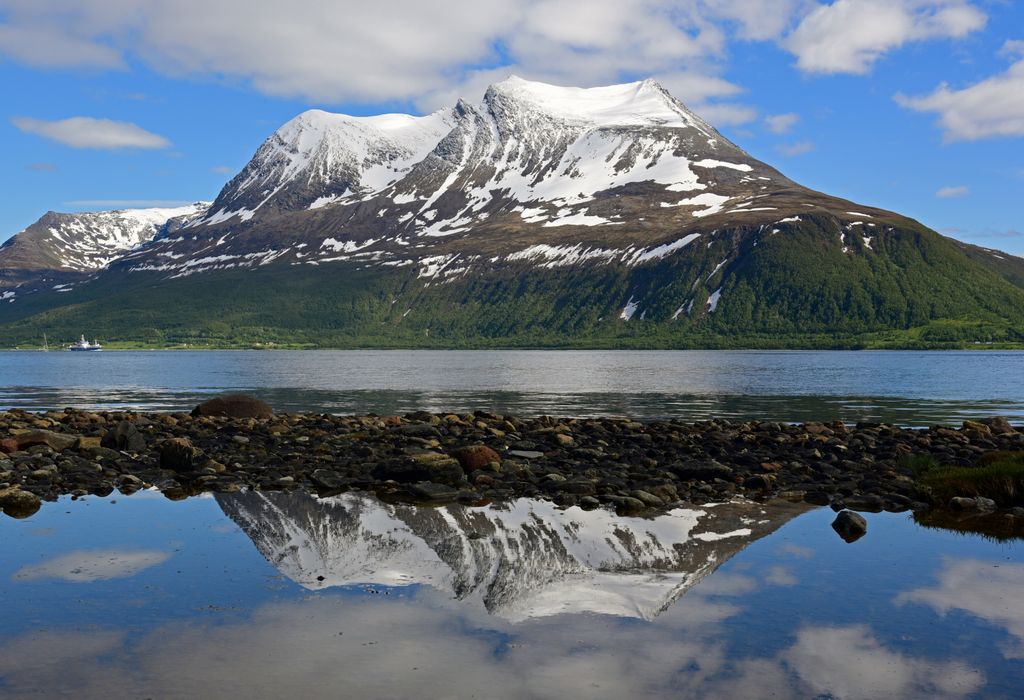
1,492,1021,699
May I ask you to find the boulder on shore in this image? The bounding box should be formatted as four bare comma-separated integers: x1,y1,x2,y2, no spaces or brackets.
191,395,274,419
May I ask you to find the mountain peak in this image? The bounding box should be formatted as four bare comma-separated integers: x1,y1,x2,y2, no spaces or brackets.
484,75,698,129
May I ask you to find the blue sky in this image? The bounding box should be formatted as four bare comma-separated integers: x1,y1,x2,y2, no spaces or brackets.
0,0,1021,253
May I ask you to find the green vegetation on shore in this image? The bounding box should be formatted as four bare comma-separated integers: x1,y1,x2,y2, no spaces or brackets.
2,217,1023,351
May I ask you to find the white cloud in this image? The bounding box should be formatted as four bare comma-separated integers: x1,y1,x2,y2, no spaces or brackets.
784,625,985,699
783,1,986,75
777,140,815,156
897,557,1024,659
895,59,1024,141
936,185,969,198
63,199,197,208
0,22,124,69
695,102,758,125
211,165,235,175
11,116,171,149
0,0,796,120
1000,39,1024,59
765,112,800,134
12,549,171,582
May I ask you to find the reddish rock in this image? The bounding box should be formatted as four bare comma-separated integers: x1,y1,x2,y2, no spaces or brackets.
453,445,501,472
191,394,273,419
0,438,18,454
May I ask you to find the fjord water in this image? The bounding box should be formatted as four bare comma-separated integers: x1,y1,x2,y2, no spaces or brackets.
2,349,1023,698
2,349,1023,424
0,493,1020,699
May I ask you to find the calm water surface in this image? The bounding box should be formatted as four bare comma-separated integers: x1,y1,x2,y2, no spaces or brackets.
2,349,1023,424
0,494,1020,699
3,350,1022,697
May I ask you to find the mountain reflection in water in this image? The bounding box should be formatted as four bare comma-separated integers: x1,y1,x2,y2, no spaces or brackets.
0,494,1022,699
215,493,810,621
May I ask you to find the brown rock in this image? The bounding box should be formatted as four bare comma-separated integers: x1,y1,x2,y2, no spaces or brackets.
159,438,206,472
0,438,18,454
981,416,1017,435
0,487,42,519
191,394,273,419
453,445,502,472
7,430,78,452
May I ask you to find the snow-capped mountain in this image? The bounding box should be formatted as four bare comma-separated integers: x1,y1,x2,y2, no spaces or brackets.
2,76,1022,346
217,492,809,622
0,203,208,289
126,76,806,280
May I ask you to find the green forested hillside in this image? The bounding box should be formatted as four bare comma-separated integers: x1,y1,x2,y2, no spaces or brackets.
1,218,1022,349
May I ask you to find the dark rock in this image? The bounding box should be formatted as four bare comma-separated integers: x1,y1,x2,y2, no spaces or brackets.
159,438,206,472
579,496,601,510
843,494,884,512
310,469,345,490
191,394,274,419
406,481,460,502
744,474,775,492
804,491,832,506
832,510,868,543
612,496,647,516
560,480,597,496
102,421,146,453
670,460,733,480
508,450,545,459
453,445,501,471
394,423,439,438
371,457,464,485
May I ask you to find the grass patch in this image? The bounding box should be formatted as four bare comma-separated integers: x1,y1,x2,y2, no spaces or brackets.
920,452,1024,507
896,453,941,476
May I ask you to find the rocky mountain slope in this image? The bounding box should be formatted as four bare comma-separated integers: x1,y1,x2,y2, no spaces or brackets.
217,492,808,621
0,203,208,290
0,77,1021,348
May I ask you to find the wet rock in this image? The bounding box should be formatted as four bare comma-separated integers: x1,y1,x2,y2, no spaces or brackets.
0,487,42,519
159,438,206,472
310,469,345,490
406,481,460,502
630,490,665,508
611,496,647,516
670,460,733,481
453,445,501,472
394,423,439,438
102,421,146,453
191,394,274,419
804,491,832,506
843,494,884,512
743,474,775,493
832,510,868,543
508,450,545,460
371,457,464,485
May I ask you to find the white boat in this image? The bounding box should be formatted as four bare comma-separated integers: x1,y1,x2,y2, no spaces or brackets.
68,334,103,351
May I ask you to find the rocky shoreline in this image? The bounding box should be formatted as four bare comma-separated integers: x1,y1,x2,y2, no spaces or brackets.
1,396,1022,525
